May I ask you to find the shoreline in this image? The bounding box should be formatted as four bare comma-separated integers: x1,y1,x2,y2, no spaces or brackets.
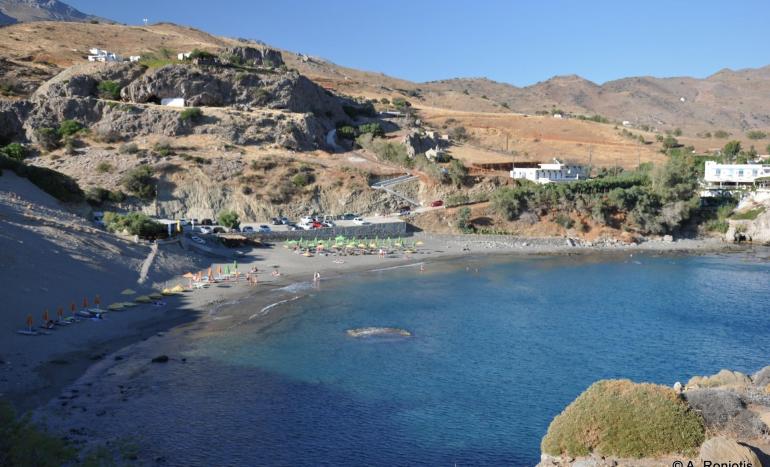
6,234,758,415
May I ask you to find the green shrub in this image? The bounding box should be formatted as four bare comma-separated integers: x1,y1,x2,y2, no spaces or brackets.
104,212,165,237
355,133,412,168
0,399,76,466
731,206,765,220
96,161,113,173
218,210,240,229
121,165,155,200
120,142,139,154
713,130,730,139
746,130,767,140
57,120,83,138
456,207,472,232
1,143,27,161
392,97,411,109
541,380,704,458
445,193,470,207
153,141,173,157
189,49,215,60
179,107,203,123
97,80,122,100
555,213,574,229
447,159,468,187
0,154,84,202
336,125,357,140
291,172,313,187
722,140,741,159
35,127,61,151
357,122,383,137
108,190,127,203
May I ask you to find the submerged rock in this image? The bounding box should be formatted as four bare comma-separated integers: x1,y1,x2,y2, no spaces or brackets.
346,327,412,338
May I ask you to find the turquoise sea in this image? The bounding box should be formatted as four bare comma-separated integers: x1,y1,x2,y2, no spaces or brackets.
134,252,770,466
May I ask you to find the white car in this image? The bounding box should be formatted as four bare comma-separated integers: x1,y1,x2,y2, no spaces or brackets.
353,217,370,225
199,226,213,234
191,236,206,245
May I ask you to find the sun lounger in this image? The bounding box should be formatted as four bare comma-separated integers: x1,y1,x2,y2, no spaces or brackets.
16,329,40,336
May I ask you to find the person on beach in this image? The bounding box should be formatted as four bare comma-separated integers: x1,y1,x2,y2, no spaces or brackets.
420,264,425,272
313,271,321,282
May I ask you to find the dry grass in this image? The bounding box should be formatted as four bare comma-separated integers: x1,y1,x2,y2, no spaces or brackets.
541,379,705,458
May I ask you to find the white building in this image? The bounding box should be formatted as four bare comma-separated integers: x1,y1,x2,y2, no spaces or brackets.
161,98,186,108
178,52,192,61
510,159,588,184
87,48,121,62
703,161,770,186
129,55,142,62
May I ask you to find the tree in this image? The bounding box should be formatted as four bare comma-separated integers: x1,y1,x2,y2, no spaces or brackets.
218,210,240,229
722,140,741,160
357,122,383,137
121,165,155,200
456,207,472,232
661,135,679,151
447,159,468,187
179,107,203,123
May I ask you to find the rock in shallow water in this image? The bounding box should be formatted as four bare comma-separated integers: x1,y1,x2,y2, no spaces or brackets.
346,327,412,338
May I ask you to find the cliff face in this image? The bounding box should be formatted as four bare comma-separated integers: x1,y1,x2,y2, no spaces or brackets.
726,200,770,244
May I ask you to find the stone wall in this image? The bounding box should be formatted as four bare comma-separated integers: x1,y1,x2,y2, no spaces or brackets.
253,221,408,241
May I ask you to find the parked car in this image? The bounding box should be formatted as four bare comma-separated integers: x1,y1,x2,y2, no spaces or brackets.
353,217,370,225
342,213,357,220
322,220,335,228
271,217,282,225
191,236,205,245
258,225,271,233
430,200,444,207
212,226,226,234
199,226,213,234
241,226,255,233
287,224,301,231
179,219,190,226
300,216,314,225
200,218,214,226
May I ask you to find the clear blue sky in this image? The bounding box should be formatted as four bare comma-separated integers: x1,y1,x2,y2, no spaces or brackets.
67,0,770,87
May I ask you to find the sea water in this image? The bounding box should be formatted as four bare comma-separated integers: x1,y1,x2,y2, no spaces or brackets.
134,253,770,466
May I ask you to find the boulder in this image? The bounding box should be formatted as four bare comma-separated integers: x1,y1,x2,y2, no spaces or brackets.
699,437,762,467
753,365,770,387
687,369,752,389
151,355,169,363
222,46,263,66
261,48,284,67
684,389,767,437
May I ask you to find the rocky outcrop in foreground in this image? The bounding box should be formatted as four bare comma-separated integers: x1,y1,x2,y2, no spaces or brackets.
539,366,770,467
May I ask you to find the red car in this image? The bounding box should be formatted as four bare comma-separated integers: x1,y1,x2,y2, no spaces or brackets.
430,200,444,207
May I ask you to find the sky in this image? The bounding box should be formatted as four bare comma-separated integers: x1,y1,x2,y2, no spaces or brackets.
67,0,770,87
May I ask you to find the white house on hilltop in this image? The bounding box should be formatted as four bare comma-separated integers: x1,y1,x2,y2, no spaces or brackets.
88,48,121,62
510,159,588,184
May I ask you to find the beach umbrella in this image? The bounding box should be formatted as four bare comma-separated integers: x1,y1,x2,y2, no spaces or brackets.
83,297,89,308
233,260,238,271
57,307,64,321
208,267,213,282
217,265,223,275
26,314,33,331
94,295,101,308
70,303,76,316
225,265,230,276
43,309,49,323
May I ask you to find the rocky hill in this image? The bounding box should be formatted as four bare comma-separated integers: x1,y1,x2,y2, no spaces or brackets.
0,0,106,25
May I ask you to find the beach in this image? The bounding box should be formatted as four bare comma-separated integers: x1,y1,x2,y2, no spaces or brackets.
1,228,746,412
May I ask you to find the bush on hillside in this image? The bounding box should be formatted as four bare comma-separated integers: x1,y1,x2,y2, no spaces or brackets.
357,122,383,137
722,141,741,159
336,125,356,140
97,80,122,100
291,172,313,187
121,165,155,200
746,130,767,140
35,127,61,151
0,399,76,466
119,142,139,154
447,159,467,187
355,133,411,167
179,107,203,123
217,210,240,229
1,143,27,162
57,120,83,138
103,212,166,238
541,380,704,458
